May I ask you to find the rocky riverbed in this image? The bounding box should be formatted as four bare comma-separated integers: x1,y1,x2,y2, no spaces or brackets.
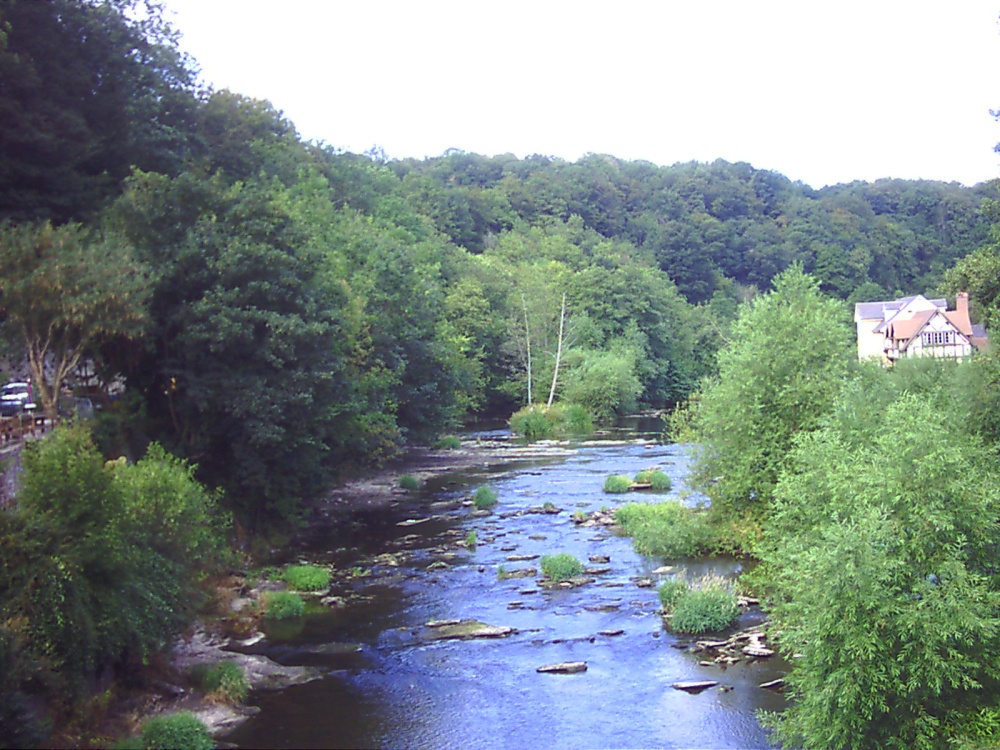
124,426,787,748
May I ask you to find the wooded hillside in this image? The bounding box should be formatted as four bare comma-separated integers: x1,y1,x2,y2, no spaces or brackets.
0,0,995,523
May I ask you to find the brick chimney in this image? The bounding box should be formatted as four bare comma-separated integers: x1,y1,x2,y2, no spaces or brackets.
957,291,969,317
950,291,973,336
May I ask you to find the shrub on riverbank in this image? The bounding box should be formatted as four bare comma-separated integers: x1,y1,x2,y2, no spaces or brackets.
473,486,498,509
0,427,229,710
189,659,248,704
116,712,214,750
434,435,462,449
540,553,584,580
399,475,420,490
615,501,717,558
282,564,330,592
263,591,304,620
662,575,740,634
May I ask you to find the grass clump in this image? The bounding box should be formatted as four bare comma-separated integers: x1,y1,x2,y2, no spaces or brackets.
262,591,305,620
399,474,420,490
615,501,717,558
603,474,632,494
465,530,477,547
282,564,330,592
657,579,688,610
191,660,248,704
634,469,672,492
434,435,462,449
125,713,214,750
509,403,594,442
663,574,740,634
473,485,498,509
540,553,584,580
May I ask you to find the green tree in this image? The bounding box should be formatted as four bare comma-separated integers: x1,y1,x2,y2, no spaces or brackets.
0,0,198,221
111,172,351,522
0,221,148,420
764,394,1000,750
942,242,1000,333
561,347,642,421
689,265,854,520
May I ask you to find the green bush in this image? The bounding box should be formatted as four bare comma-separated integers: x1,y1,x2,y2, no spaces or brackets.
667,575,740,634
615,501,717,558
509,405,554,441
282,564,330,592
113,442,229,573
263,591,305,620
540,553,584,580
603,474,632,494
135,713,214,750
434,435,462,450
473,486,498,509
465,530,477,547
658,578,688,610
199,660,248,704
0,427,225,701
399,474,420,490
509,403,595,443
634,469,672,492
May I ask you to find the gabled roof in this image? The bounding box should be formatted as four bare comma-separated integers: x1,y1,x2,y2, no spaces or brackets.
885,309,935,344
855,296,948,323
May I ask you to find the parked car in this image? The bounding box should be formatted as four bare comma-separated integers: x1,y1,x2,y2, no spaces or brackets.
0,381,35,417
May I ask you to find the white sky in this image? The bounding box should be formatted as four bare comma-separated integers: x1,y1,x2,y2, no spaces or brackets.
161,0,1000,188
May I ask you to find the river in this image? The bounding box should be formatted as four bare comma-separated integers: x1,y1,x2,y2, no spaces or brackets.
222,422,787,749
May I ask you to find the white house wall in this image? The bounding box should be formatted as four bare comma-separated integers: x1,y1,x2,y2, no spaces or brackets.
856,318,887,361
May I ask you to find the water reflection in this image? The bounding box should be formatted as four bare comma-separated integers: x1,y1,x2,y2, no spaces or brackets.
224,433,785,749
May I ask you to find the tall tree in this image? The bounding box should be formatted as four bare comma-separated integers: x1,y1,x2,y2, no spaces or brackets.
688,265,854,519
764,393,1000,749
110,172,350,522
0,221,148,419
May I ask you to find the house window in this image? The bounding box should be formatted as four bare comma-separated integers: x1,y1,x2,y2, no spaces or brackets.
922,331,955,346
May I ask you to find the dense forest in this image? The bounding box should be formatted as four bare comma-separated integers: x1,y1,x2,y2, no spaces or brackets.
4,1,1000,747
1,0,995,522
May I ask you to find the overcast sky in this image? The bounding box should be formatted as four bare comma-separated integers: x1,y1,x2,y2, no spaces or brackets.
161,0,1000,188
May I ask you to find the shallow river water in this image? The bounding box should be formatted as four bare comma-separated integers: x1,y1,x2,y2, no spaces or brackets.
223,423,787,749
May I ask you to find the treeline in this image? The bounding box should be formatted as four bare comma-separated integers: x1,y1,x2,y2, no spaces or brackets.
683,266,1000,749
388,151,992,304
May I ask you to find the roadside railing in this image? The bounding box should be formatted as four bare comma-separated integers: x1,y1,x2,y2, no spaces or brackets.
0,413,47,445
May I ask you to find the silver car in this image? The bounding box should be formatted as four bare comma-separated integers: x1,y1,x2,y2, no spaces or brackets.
0,382,35,417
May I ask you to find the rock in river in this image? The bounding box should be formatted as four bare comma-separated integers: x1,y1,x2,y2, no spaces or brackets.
672,680,719,693
537,661,588,674
421,619,516,641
